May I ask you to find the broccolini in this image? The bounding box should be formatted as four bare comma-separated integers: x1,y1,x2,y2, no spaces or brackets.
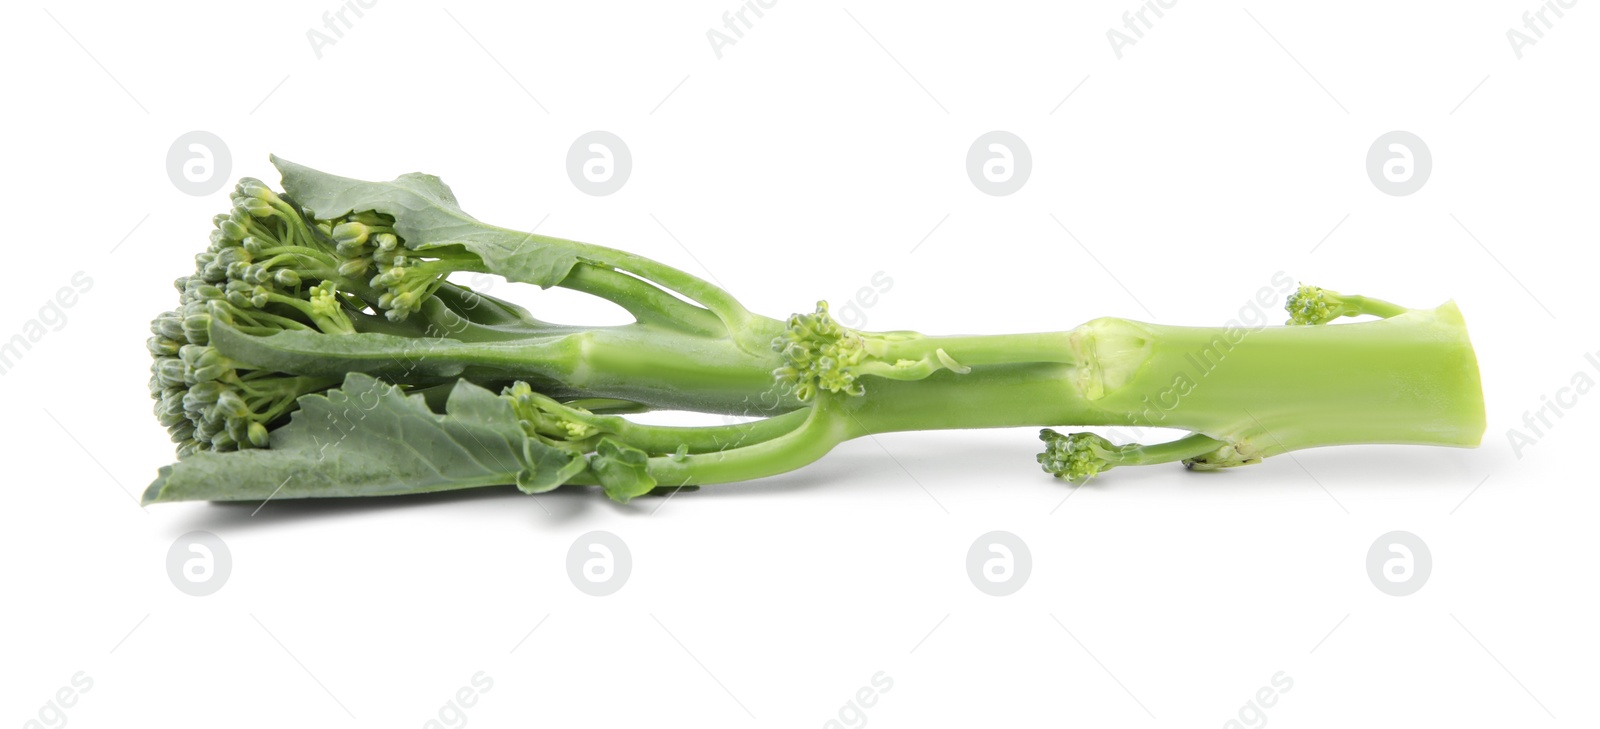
142,158,1486,504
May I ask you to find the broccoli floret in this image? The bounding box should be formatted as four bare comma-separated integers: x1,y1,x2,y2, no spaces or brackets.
148,179,361,454
1286,285,1358,325
771,301,974,401
1286,284,1411,326
1037,430,1116,483
147,177,532,455
771,302,872,401
1038,430,1247,483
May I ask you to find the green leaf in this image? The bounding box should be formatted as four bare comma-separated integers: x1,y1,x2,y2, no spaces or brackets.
588,438,658,503
272,155,591,288
142,373,585,504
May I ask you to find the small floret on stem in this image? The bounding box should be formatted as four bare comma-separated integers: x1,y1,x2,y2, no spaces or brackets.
1285,285,1410,326
1037,430,1233,484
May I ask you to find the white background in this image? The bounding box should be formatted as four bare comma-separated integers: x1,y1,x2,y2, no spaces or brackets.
2,2,1595,727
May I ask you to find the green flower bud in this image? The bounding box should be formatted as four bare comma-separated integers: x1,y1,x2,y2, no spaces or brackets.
185,381,224,406
151,334,183,355
274,269,301,288
151,313,183,340
220,219,248,241
372,247,399,267
216,390,250,419
238,179,274,201
204,300,235,325
190,364,226,384
216,246,250,267
332,222,370,247
238,197,274,218
334,238,368,257
337,258,371,277
194,415,222,439
157,400,188,427
181,318,210,345
248,422,270,447
156,357,187,386
179,344,208,366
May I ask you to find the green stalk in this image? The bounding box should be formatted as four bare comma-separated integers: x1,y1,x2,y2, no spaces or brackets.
622,302,1484,486
208,318,794,415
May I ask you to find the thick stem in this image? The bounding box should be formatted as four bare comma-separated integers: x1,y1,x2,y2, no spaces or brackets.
843,304,1486,457
877,331,1077,368
647,305,1484,487
209,319,795,416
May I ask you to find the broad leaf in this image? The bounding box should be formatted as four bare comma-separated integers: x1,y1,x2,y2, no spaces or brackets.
589,438,658,503
143,374,586,504
273,155,592,288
